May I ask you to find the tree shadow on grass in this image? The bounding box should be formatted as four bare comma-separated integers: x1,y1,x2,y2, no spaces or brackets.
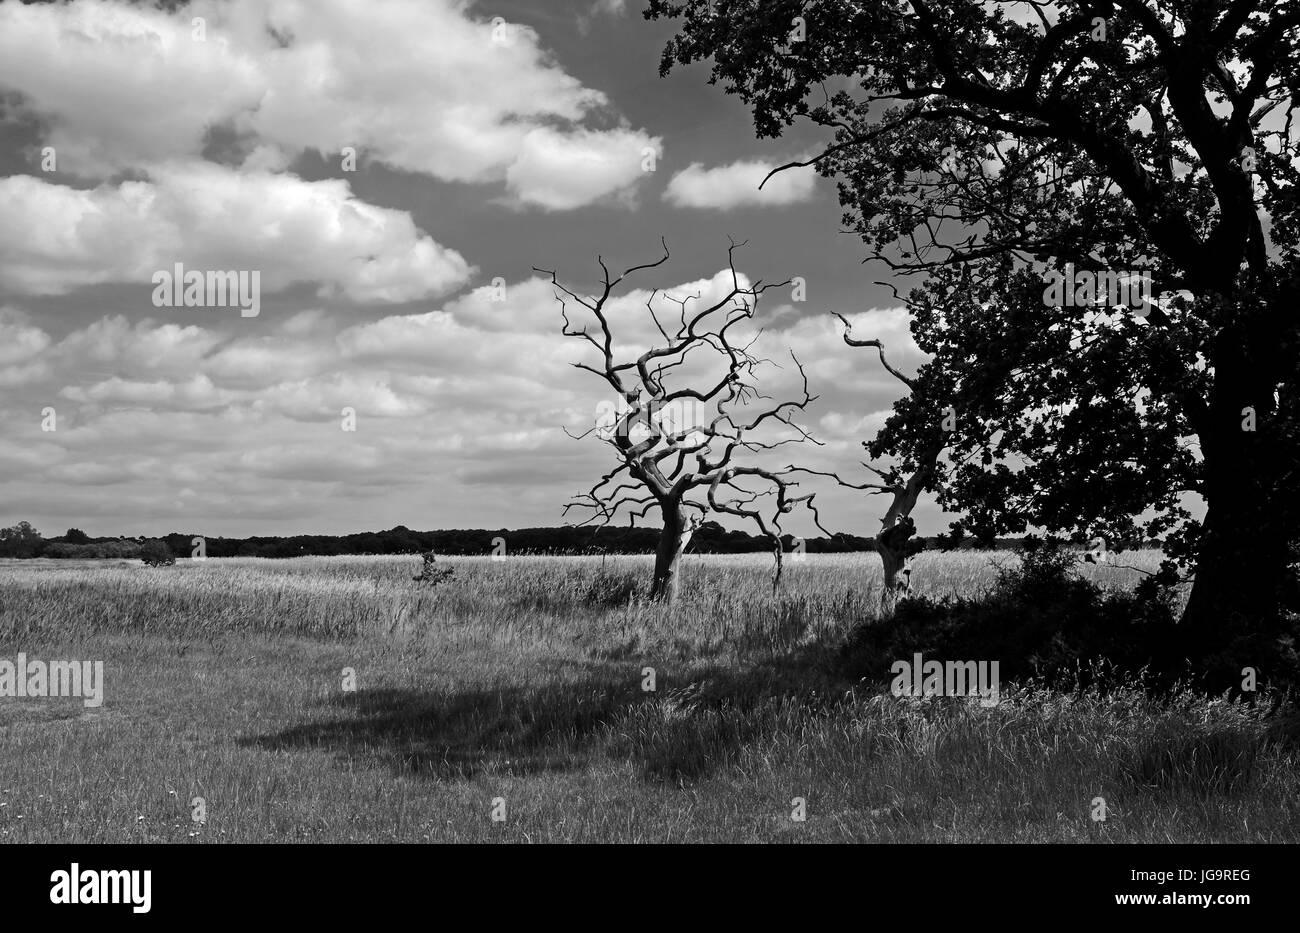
241,645,850,784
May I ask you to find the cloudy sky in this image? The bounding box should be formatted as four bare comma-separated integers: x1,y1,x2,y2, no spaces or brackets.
0,0,933,539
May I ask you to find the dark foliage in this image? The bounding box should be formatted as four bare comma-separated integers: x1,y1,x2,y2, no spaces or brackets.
42,540,143,559
139,539,176,567
841,544,1300,695
6,520,1031,559
0,520,43,558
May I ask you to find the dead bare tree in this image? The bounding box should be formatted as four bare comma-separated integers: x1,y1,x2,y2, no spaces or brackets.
539,240,829,603
829,311,945,619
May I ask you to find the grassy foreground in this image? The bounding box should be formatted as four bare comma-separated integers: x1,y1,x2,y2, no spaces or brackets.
0,552,1297,843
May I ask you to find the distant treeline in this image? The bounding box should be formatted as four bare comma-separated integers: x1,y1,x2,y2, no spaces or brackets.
0,520,1030,560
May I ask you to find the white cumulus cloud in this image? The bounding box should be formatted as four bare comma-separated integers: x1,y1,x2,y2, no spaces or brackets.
0,0,659,210
664,159,816,209
0,164,473,300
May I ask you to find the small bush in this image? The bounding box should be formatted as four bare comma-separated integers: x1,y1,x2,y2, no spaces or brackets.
140,539,176,567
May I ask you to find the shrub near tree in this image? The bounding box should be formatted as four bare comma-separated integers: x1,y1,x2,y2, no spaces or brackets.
836,541,1258,693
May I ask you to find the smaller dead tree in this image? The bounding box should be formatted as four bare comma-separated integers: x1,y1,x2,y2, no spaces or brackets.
541,240,828,603
831,312,945,618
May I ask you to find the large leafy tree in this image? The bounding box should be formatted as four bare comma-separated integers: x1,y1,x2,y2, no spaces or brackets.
648,0,1299,652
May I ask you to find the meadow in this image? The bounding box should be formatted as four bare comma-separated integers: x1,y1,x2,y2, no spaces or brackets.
1,550,1297,843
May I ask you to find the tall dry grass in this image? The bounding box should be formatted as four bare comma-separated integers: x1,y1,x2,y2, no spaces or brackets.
1,550,1291,843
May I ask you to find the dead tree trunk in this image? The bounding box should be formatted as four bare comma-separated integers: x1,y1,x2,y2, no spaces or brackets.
869,457,934,619
832,313,944,621
876,515,916,617
650,501,701,603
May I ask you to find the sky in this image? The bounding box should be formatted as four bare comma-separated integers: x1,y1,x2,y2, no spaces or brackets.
0,0,939,540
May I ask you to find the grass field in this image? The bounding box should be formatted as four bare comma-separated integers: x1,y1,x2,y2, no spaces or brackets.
1,551,1297,843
